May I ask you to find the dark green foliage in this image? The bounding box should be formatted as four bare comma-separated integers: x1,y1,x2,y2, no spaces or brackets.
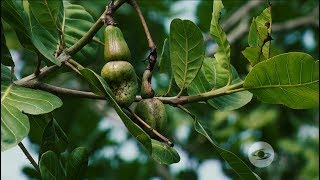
1,0,318,180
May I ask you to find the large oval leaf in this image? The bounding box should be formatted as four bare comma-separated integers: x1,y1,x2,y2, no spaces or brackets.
66,147,89,179
1,0,33,48
189,72,252,111
63,2,100,65
188,61,252,111
170,19,204,92
202,57,229,88
2,84,63,115
39,151,66,180
26,5,61,65
159,38,171,76
244,52,319,109
1,64,63,151
2,0,61,65
28,114,51,144
1,103,29,152
40,118,69,157
24,1,100,66
158,38,183,97
151,139,180,164
28,0,63,30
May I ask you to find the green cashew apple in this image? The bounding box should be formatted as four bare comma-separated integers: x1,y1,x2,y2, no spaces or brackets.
101,61,138,107
104,25,131,62
134,98,167,138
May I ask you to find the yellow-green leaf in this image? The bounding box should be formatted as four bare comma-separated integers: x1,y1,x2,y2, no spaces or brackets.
210,0,231,81
1,64,62,151
242,6,272,66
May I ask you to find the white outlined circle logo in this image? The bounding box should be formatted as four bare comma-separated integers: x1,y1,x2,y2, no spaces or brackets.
248,141,274,168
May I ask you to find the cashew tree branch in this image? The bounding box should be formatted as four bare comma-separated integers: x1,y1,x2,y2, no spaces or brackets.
14,76,246,107
18,142,39,172
129,0,157,71
128,0,157,99
15,0,127,85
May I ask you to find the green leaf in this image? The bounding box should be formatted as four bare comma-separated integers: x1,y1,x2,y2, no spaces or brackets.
63,2,100,65
242,47,266,67
210,0,231,80
244,52,319,109
202,57,229,88
78,68,152,153
159,38,171,76
40,117,68,156
22,166,42,179
188,113,260,180
66,147,89,179
170,18,205,92
2,0,61,65
158,38,183,97
26,7,61,66
255,6,272,59
247,18,259,47
28,0,64,30
23,1,99,66
28,114,51,144
1,103,29,152
242,6,272,66
39,151,66,180
1,23,14,66
1,0,33,48
79,68,180,164
158,38,179,96
188,63,252,111
1,85,63,115
1,64,62,151
151,139,180,164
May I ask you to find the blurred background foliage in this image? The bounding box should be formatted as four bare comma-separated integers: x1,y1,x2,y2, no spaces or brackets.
2,0,319,179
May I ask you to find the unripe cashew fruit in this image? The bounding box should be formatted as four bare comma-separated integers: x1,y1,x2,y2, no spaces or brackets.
101,61,138,107
140,70,155,99
104,25,131,62
134,98,167,138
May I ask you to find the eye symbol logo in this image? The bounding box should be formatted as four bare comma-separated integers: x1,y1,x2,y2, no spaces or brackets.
248,141,274,168
251,149,271,160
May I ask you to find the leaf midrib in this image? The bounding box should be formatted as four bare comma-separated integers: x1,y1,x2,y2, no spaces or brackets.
44,0,57,27
1,84,12,103
182,22,189,90
246,80,318,89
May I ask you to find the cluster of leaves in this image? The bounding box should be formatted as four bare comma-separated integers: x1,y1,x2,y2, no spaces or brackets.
1,0,100,178
1,0,319,179
158,1,318,178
